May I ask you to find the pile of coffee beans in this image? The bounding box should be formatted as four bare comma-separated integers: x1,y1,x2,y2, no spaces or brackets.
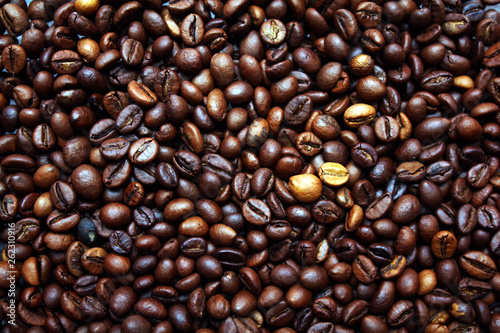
1,0,500,331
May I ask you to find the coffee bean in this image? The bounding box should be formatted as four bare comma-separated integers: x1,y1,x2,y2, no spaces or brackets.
335,9,358,41
396,161,426,182
431,230,457,259
318,162,349,187
127,80,157,107
2,45,27,75
344,103,376,128
260,19,286,45
391,194,420,224
351,143,378,168
284,95,313,126
387,300,414,327
242,198,271,226
289,174,322,203
51,50,83,75
1,3,29,37
353,255,377,284
374,116,400,142
467,163,491,188
459,251,497,280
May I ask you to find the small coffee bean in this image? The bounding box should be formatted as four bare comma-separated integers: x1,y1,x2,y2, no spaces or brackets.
431,230,457,259
319,162,349,187
288,174,322,203
459,251,497,280
344,104,376,128
260,19,286,45
81,247,107,275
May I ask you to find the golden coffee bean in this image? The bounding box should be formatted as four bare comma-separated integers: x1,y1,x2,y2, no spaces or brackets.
77,38,100,63
396,112,412,141
288,174,322,203
161,8,181,39
491,173,500,190
249,310,264,327
345,204,363,232
430,311,452,325
417,269,437,296
453,75,474,89
349,54,374,76
425,323,449,333
316,239,329,263
75,0,100,16
344,103,376,128
319,162,350,186
34,192,53,218
336,187,354,208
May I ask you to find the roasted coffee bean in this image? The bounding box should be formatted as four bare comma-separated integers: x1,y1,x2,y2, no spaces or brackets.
2,45,27,75
459,251,497,280
51,50,83,75
344,104,376,128
261,19,287,45
284,95,313,126
319,162,349,187
289,174,322,203
1,3,29,37
431,230,457,259
351,143,378,168
49,181,76,212
128,137,159,165
396,161,426,182
127,80,157,108
242,198,271,226
343,300,369,326
387,300,414,327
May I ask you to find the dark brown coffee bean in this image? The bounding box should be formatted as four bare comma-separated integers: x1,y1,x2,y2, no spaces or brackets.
387,300,414,327
265,300,295,326
51,50,83,75
459,251,497,280
2,44,27,75
352,255,377,284
351,143,378,168
1,3,29,37
284,95,312,126
420,71,454,94
243,198,271,226
120,38,144,67
343,300,369,326
356,2,382,28
467,163,491,189
334,9,358,41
